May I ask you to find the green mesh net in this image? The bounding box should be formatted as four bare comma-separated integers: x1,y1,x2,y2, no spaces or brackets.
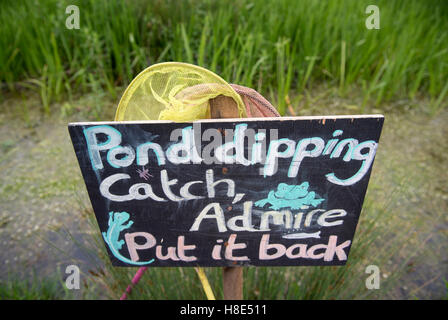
115,62,246,121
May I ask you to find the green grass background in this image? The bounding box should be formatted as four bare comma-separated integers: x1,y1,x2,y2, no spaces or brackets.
1,0,447,114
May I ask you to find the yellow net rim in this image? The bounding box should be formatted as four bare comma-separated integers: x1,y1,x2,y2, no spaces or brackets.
115,62,246,121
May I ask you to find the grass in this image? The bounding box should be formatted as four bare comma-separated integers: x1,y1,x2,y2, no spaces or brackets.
1,0,447,115
0,272,73,300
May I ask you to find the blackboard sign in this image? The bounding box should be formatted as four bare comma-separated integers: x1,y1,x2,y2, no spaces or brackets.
69,115,384,267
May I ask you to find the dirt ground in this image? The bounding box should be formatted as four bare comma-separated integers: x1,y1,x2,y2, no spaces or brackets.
0,94,446,299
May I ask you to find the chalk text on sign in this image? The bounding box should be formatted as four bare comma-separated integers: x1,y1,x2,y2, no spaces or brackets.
99,168,242,202
123,232,351,263
84,124,378,185
69,116,384,267
189,201,347,235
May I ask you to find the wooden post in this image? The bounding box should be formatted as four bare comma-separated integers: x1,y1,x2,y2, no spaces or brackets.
223,267,243,300
210,95,244,300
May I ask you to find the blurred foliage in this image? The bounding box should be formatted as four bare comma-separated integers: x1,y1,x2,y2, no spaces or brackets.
0,0,447,114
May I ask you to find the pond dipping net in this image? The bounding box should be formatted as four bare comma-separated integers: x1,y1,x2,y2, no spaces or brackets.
115,62,279,122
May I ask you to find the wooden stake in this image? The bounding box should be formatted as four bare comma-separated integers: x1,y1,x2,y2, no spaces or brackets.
210,95,244,300
209,95,239,118
223,267,243,300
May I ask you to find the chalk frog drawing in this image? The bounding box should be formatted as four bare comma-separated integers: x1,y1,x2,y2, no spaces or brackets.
102,211,154,265
255,182,324,210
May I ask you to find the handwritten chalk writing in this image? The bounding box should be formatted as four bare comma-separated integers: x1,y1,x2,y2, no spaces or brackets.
100,173,167,202
136,142,166,166
326,140,378,185
317,209,347,227
190,202,227,232
69,116,383,267
212,239,224,260
224,234,250,261
260,210,293,230
82,124,377,186
287,137,325,178
189,200,347,234
125,232,197,263
263,138,296,177
99,169,234,202
227,201,258,232
83,125,122,170
282,231,321,239
259,234,351,261
322,129,343,155
214,124,252,165
205,169,235,198
119,231,352,262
